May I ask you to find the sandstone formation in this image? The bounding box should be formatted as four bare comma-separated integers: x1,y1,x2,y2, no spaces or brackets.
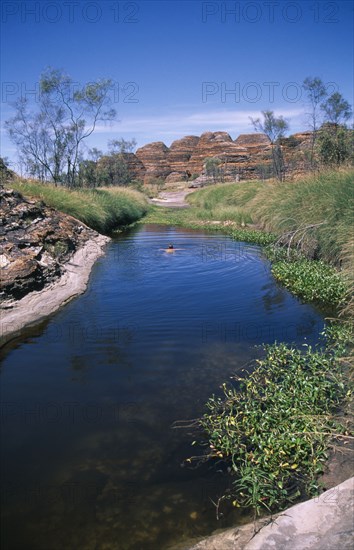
188,131,247,175
125,130,315,184
165,171,187,183
234,133,271,151
168,135,200,178
120,152,146,181
0,187,98,301
135,141,171,183
291,131,313,145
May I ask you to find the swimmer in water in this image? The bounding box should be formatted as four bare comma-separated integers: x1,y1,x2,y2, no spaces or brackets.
159,243,184,253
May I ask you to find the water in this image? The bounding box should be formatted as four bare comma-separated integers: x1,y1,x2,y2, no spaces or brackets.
0,225,326,550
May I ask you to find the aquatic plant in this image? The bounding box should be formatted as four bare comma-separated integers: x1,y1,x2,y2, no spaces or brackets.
189,324,352,516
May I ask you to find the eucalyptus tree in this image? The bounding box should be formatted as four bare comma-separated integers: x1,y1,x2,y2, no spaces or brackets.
108,138,137,154
318,92,353,167
321,92,352,126
250,111,289,181
6,68,116,186
302,77,328,166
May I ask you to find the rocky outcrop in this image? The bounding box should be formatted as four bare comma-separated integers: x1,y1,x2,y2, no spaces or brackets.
165,171,188,183
280,131,314,177
168,135,200,179
184,478,354,550
0,187,99,301
188,131,246,175
0,158,14,183
124,130,315,184
234,133,271,152
120,152,146,181
135,142,171,183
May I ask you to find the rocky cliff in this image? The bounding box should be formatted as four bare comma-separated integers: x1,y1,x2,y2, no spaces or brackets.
167,135,201,181
135,141,171,183
127,131,313,184
0,187,99,301
120,152,146,181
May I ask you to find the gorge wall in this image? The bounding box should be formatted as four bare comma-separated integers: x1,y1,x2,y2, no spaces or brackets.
125,131,313,184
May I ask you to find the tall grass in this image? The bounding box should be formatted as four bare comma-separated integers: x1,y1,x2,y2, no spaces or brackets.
248,170,353,267
7,180,148,234
188,180,263,210
186,170,353,269
184,171,354,314
182,172,354,516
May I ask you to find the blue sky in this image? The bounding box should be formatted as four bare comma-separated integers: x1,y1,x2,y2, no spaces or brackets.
1,0,353,167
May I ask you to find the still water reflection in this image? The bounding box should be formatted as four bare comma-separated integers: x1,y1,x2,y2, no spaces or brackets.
0,225,325,550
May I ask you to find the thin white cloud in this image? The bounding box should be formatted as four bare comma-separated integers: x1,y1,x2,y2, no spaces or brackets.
94,107,305,142
1,107,307,161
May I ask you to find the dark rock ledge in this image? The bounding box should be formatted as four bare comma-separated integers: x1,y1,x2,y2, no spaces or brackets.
0,187,110,345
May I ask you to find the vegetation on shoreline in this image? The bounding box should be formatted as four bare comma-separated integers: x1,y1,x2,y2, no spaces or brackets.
148,170,353,517
7,180,148,234
3,168,353,520
190,323,352,517
145,169,353,310
262,246,347,307
271,258,346,306
186,170,353,262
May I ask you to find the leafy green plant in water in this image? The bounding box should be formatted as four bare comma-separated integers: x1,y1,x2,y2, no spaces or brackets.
260,243,348,309
191,325,352,517
271,258,347,306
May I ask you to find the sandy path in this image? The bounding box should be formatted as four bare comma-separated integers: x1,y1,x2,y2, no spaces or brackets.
149,189,194,207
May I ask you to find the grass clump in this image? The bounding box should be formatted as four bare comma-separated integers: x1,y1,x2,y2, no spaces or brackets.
248,170,354,266
7,180,148,233
194,324,352,516
187,181,263,210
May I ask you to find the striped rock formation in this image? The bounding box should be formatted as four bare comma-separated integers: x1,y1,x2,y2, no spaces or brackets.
130,131,314,184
